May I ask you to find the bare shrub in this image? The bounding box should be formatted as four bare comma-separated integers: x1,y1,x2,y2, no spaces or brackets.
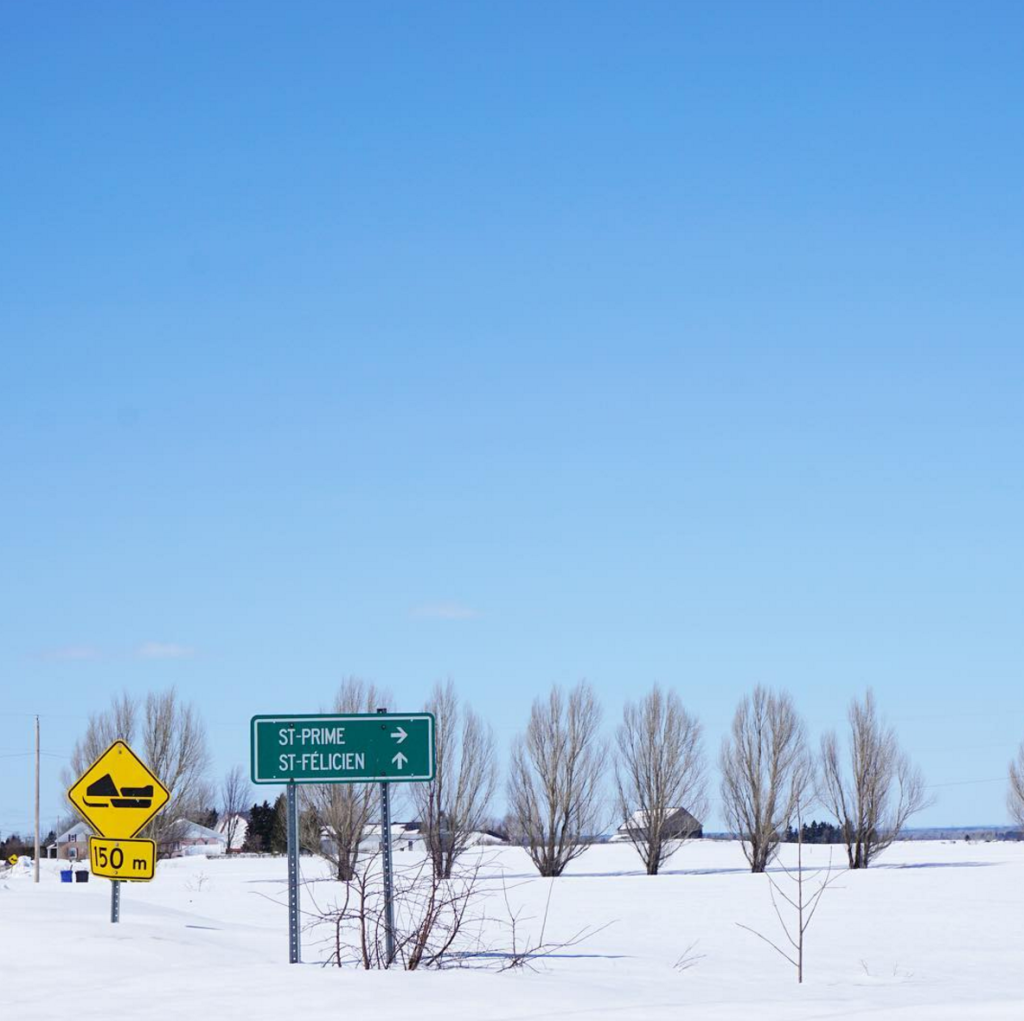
308,852,609,972
414,679,497,880
309,850,488,970
495,876,612,971
507,682,605,877
720,687,812,873
184,871,210,893
302,677,390,881
615,685,707,875
819,690,929,868
674,940,707,972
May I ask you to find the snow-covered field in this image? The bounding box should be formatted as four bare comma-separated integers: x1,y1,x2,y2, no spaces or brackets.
4,839,1023,1020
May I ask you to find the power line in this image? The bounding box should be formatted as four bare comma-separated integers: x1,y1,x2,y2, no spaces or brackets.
925,776,1006,789
0,750,68,759
0,711,89,720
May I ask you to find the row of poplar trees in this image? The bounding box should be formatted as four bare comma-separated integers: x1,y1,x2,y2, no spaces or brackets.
76,680,1024,879
233,678,936,880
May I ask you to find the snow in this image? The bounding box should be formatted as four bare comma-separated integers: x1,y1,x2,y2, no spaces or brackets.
3,839,1023,1019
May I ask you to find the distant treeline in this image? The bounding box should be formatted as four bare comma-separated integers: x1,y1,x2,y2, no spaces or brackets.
1,831,55,859
781,820,846,844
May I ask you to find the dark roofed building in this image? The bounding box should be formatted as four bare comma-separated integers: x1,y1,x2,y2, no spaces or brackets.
615,807,703,842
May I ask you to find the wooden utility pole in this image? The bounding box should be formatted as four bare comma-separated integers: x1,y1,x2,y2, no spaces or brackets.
34,715,40,883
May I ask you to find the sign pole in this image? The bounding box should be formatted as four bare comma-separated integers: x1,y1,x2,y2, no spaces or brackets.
110,879,121,923
34,715,40,884
377,707,396,967
287,780,301,964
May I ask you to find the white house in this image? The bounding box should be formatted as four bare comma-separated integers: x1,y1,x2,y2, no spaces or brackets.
355,822,423,852
357,823,504,852
48,821,91,860
215,813,248,852
165,820,228,857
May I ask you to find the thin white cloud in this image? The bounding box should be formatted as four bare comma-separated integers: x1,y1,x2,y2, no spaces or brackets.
410,602,480,621
39,644,102,662
136,641,196,660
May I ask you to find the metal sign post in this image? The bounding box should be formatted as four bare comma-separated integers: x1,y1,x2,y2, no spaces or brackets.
287,781,301,964
378,707,396,967
110,879,121,923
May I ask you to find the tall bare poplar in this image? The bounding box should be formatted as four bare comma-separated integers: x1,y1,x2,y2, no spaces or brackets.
615,685,707,875
1009,742,1024,831
413,680,497,879
507,681,605,877
720,687,811,873
220,765,251,852
66,688,212,849
302,677,390,881
819,689,929,869
67,692,138,774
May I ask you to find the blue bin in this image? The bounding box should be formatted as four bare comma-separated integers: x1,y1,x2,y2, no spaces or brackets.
60,869,73,883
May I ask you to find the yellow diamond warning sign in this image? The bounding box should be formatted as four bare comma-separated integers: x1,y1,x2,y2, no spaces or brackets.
68,741,169,839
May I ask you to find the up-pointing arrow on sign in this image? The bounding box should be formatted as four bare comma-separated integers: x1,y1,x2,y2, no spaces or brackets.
392,751,408,770
391,726,408,744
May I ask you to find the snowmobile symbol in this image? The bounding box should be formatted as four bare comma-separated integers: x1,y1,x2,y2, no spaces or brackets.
82,773,155,810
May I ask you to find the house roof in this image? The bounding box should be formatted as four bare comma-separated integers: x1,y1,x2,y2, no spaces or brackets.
174,819,226,842
360,823,420,839
617,807,702,833
54,821,92,842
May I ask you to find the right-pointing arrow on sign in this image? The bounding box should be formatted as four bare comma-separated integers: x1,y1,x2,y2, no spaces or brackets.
391,727,408,744
392,751,408,770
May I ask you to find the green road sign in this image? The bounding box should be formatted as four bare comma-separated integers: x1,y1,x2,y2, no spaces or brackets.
250,713,435,784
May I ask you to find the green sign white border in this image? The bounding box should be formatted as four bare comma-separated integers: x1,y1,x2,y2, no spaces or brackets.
250,712,436,785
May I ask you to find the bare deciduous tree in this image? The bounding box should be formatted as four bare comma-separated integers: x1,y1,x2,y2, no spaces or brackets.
1010,742,1024,831
65,688,212,849
819,689,929,869
67,692,138,775
302,677,390,881
141,689,212,843
414,679,497,880
737,801,842,984
507,681,605,877
220,765,251,853
720,686,812,873
615,685,708,875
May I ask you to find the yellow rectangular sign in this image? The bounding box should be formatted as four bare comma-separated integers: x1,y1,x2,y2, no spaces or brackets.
89,837,156,881
67,740,170,839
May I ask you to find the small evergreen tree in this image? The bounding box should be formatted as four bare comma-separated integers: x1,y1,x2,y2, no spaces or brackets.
242,800,275,853
271,793,289,854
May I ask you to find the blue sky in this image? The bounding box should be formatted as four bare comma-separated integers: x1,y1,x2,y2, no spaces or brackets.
2,2,1023,834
